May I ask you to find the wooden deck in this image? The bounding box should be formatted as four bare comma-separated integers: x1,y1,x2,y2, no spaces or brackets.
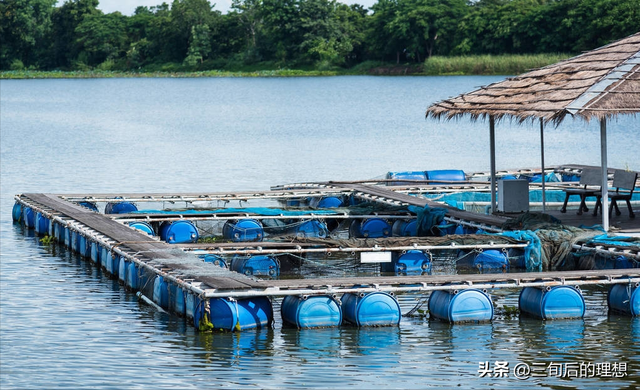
16,191,640,299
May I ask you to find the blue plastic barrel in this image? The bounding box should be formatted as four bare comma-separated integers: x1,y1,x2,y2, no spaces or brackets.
170,284,186,316
101,246,109,267
294,220,328,238
110,254,120,278
90,242,101,265
71,230,80,253
349,218,391,238
428,289,494,323
223,219,264,242
63,226,71,248
159,220,198,244
78,201,99,212
102,248,117,276
126,262,140,290
341,292,401,326
129,221,155,236
315,197,343,208
394,250,432,275
53,222,63,243
391,219,417,237
608,284,640,316
78,235,91,258
473,250,509,273
386,171,427,186
206,297,273,331
281,295,342,328
186,293,200,321
12,202,22,222
105,202,138,214
562,174,581,182
118,256,127,283
23,207,35,229
454,225,475,235
202,254,227,268
231,255,279,277
519,286,585,320
613,255,639,269
153,276,169,310
426,170,466,183
35,212,50,235
528,174,542,182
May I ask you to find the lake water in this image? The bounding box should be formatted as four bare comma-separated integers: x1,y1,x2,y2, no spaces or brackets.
1,76,639,389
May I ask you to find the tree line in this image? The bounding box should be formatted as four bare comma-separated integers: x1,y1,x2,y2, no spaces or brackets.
2,0,638,71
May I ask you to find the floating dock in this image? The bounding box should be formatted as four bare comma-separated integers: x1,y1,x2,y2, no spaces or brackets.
13,168,640,330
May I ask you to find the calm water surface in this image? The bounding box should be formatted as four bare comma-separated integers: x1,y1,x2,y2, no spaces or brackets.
1,77,639,389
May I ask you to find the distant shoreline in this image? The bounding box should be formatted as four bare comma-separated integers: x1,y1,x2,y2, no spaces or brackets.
1,54,571,79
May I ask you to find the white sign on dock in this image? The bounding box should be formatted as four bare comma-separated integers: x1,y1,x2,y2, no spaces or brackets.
360,251,392,263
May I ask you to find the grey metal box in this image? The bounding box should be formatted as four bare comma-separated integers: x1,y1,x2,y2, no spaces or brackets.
498,179,529,212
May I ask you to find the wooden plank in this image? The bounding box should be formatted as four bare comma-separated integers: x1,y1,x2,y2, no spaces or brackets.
21,193,266,289
245,268,640,290
331,183,509,227
56,188,351,200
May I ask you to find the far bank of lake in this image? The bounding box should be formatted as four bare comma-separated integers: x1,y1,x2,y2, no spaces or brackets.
1,54,571,79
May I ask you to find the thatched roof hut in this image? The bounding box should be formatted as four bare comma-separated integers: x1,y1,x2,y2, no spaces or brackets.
425,32,640,231
426,32,640,124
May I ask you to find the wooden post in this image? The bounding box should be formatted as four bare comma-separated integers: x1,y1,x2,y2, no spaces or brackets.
600,118,609,232
490,116,497,214
540,118,546,212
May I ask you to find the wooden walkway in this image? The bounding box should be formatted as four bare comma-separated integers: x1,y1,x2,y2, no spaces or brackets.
16,192,640,299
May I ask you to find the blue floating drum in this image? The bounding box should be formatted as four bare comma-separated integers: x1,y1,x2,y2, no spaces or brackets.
281,295,342,328
519,286,585,320
428,289,494,323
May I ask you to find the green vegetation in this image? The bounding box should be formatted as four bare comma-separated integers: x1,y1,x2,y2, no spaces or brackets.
501,305,520,318
40,235,55,245
1,54,572,78
1,0,638,76
424,54,572,76
0,69,341,79
0,54,569,79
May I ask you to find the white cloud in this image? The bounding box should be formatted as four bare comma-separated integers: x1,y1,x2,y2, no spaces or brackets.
97,0,376,16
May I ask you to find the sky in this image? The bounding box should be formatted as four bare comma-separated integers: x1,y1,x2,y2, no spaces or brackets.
97,0,377,15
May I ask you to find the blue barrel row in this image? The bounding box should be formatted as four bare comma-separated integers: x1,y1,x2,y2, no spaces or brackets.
196,283,640,330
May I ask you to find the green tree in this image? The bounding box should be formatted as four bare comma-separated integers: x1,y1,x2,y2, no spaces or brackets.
184,24,211,65
260,0,299,63
387,0,468,61
75,12,128,67
297,0,355,66
50,0,101,69
230,0,265,63
0,0,57,69
170,0,218,60
366,0,403,63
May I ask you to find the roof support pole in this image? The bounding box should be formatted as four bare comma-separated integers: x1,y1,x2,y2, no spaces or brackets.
540,119,546,212
490,116,497,214
600,118,609,232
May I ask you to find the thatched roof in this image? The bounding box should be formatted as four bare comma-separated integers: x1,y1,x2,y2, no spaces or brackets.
426,32,640,123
